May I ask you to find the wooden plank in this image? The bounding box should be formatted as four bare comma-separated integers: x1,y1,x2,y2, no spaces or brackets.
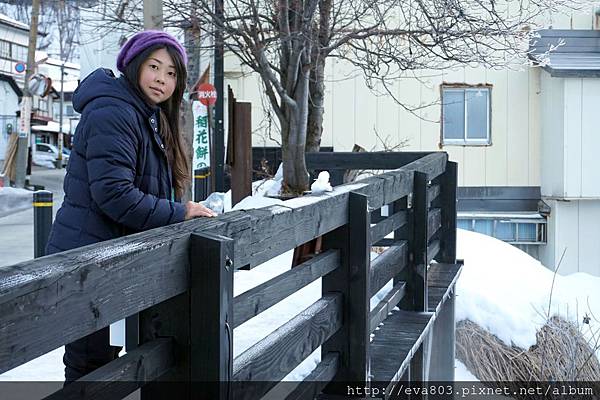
369,281,407,333
427,208,442,240
232,294,342,400
427,240,440,265
372,238,401,247
233,250,341,328
427,184,441,207
45,338,174,400
370,211,408,245
369,243,408,296
190,233,234,399
0,233,191,375
305,152,434,170
285,352,339,400
370,310,435,397
428,263,462,292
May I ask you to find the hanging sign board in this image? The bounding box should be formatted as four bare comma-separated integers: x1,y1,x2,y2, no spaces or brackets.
197,83,217,107
18,97,32,138
192,100,211,169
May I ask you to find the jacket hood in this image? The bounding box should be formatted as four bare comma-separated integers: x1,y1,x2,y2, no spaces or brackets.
72,68,157,117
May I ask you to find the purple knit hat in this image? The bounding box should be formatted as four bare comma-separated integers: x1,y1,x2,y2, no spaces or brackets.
117,30,187,73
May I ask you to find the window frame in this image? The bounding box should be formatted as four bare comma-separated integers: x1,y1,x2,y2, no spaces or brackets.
440,84,493,146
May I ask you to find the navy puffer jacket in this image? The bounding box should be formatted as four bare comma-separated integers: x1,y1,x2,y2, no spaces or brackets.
46,68,186,254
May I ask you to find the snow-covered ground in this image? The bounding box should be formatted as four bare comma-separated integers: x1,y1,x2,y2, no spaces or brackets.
2,175,600,387
0,187,34,218
456,229,600,354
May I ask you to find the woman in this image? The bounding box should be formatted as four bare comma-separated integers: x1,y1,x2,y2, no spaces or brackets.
46,30,215,382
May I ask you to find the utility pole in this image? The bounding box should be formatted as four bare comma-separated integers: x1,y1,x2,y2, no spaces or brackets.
15,0,40,188
143,0,163,30
214,0,225,192
56,62,65,169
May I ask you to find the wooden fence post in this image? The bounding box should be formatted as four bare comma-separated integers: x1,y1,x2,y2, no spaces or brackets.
408,171,428,312
321,192,371,392
438,161,457,264
190,232,234,399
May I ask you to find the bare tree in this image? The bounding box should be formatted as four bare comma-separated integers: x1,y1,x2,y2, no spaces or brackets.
80,0,587,194
0,0,82,62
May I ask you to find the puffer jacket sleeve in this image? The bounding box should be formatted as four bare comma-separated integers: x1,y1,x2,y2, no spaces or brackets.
86,106,186,230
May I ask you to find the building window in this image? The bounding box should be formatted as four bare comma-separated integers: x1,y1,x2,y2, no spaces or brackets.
12,44,27,62
0,40,10,59
457,217,546,244
441,86,491,145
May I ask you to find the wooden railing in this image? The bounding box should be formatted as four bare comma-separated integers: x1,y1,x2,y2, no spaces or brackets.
0,151,460,400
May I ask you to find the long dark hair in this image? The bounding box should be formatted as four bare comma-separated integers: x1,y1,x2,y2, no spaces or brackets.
123,44,190,199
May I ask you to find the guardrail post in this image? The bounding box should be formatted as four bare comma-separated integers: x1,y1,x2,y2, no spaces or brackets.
190,232,234,399
321,192,370,392
438,161,457,264
33,190,52,258
407,171,428,312
194,167,211,202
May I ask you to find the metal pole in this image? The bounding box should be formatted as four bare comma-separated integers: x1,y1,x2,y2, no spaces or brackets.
214,0,225,192
15,0,40,188
194,167,211,202
33,190,53,258
56,62,64,169
143,0,163,30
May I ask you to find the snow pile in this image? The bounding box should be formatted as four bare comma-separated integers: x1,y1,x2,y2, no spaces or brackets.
310,171,333,194
0,187,33,218
456,229,600,354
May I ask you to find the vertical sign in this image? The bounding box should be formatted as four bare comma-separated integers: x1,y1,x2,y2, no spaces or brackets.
192,83,217,170
192,101,211,169
18,97,32,139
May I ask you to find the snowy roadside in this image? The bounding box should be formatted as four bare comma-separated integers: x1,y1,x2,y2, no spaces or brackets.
0,187,34,218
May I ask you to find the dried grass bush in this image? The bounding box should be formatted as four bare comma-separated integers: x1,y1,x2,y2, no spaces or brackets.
457,316,600,390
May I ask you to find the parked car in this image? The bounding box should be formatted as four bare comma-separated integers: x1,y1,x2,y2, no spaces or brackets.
35,143,70,167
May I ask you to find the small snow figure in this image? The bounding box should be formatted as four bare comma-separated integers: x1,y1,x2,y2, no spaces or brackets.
311,171,333,194
583,314,591,325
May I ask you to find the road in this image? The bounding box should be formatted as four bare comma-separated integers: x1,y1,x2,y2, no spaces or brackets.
0,166,66,268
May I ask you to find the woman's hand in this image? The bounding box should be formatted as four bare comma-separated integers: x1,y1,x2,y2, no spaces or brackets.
184,201,218,220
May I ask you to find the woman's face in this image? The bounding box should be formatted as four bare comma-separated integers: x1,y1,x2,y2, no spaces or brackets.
138,48,177,105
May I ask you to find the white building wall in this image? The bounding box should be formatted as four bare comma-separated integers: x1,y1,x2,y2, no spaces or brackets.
543,199,600,276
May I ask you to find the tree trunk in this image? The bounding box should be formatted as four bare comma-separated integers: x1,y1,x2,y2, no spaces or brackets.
306,57,325,153
280,67,311,194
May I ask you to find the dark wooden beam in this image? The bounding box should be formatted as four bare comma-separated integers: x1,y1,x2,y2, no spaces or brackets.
305,152,434,170
232,294,342,400
233,250,341,328
321,193,370,394
438,161,458,264
45,338,174,400
427,240,441,265
369,281,407,333
369,243,408,296
190,233,234,399
285,352,339,400
428,208,442,240
370,211,408,245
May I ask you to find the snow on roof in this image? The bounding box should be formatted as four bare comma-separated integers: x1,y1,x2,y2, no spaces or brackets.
0,13,29,32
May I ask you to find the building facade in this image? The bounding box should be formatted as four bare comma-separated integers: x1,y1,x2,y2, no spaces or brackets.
224,10,600,276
